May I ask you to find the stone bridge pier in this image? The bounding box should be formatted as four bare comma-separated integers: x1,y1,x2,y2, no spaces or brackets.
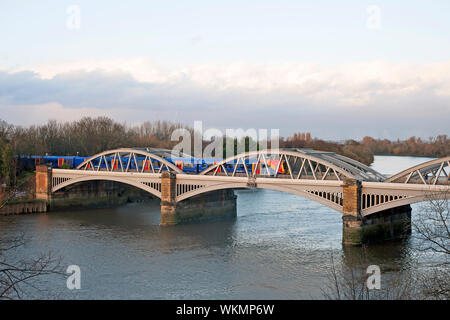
36,165,52,200
342,179,411,245
160,172,237,226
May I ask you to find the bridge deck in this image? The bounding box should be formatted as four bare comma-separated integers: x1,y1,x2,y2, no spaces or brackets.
47,149,449,217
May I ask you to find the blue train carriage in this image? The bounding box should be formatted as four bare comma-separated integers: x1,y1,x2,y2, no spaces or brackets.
168,157,203,173
132,156,184,172
15,155,35,171
74,156,86,168
74,155,183,172
200,158,249,174
14,155,77,170
41,156,76,169
200,157,288,175
73,155,204,173
18,153,289,176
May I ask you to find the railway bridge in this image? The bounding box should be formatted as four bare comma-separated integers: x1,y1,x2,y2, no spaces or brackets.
35,148,450,245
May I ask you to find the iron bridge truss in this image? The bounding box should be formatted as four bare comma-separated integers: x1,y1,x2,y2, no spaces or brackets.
49,148,449,216
200,149,386,182
76,148,183,174
384,156,450,185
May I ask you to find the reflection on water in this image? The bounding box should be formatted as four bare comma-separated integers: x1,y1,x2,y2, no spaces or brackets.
0,156,440,299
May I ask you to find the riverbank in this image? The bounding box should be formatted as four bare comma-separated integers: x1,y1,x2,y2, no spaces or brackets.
0,199,47,215
0,171,39,215
0,179,158,216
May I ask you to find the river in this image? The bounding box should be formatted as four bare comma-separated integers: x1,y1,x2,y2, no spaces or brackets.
0,155,441,299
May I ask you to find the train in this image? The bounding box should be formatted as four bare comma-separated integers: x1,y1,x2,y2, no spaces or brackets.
16,154,288,175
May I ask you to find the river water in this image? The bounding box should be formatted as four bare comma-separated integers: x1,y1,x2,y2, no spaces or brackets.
0,155,441,299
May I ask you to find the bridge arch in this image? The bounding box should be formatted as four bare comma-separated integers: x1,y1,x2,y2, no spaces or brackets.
51,171,163,199
384,156,450,185
175,177,344,212
76,148,183,174
361,189,450,216
200,149,385,182
181,184,343,212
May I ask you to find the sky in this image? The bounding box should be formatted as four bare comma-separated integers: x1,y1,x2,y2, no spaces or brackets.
0,0,449,140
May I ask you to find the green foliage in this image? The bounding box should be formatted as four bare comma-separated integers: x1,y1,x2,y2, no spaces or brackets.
0,143,15,186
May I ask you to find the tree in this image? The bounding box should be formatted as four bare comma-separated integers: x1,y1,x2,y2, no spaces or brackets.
321,251,417,300
0,119,13,144
323,191,450,300
0,235,65,299
413,191,450,299
0,143,14,187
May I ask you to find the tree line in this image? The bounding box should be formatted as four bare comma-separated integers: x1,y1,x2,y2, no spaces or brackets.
1,117,189,157
361,135,449,158
281,132,449,165
0,117,449,187
280,133,375,165
0,117,190,187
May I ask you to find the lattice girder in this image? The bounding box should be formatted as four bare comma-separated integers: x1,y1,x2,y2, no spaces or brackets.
385,156,450,185
200,149,382,182
76,148,183,174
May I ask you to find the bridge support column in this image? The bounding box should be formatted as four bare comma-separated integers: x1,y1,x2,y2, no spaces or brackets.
358,205,412,244
342,179,363,246
35,165,52,201
342,179,412,245
160,172,178,226
160,172,237,226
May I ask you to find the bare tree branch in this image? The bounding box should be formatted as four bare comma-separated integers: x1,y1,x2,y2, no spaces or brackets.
0,234,65,300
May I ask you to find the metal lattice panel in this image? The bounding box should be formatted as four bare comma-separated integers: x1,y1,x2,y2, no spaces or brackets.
200,149,384,182
76,148,183,174
384,156,450,185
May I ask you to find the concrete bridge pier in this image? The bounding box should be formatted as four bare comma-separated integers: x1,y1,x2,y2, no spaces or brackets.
342,179,411,246
36,165,52,201
160,172,178,226
160,172,237,226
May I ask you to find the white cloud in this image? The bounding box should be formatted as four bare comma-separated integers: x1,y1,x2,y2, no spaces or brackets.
1,58,450,138
11,58,450,105
0,102,108,126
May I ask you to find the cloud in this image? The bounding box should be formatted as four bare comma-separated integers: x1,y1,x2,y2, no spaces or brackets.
0,102,108,126
1,58,449,139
